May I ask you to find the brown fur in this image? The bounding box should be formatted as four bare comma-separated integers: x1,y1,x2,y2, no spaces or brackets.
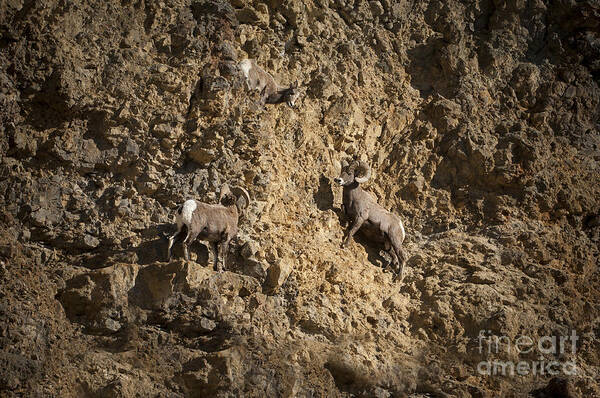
239,58,300,107
167,185,249,272
334,161,408,280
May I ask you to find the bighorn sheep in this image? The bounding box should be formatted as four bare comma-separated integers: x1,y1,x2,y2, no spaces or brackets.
334,160,408,279
167,184,250,272
239,58,300,107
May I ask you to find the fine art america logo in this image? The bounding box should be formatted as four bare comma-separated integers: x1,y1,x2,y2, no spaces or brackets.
477,330,579,376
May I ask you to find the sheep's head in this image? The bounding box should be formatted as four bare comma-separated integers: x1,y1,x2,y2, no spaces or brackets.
284,80,301,107
334,160,371,186
219,184,236,206
220,184,250,211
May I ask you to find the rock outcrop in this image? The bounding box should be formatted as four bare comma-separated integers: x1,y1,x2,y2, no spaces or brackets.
1,0,599,396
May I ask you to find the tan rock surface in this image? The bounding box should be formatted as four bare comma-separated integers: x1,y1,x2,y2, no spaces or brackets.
0,0,599,396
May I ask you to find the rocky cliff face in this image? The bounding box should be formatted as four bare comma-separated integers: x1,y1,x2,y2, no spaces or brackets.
1,0,599,396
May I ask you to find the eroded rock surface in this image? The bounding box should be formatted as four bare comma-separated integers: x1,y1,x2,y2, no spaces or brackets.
1,0,599,396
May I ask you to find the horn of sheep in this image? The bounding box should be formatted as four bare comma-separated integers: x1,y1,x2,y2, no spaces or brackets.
354,161,371,183
231,186,250,209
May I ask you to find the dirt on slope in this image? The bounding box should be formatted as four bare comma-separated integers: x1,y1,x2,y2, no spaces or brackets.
0,0,599,396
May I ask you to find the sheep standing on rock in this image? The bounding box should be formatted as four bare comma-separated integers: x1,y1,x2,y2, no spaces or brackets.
239,58,300,107
334,160,408,280
167,184,250,272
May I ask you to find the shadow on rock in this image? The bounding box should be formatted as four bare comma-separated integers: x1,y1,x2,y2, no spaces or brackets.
352,232,390,271
332,209,393,272
406,37,456,98
314,174,335,211
77,224,214,269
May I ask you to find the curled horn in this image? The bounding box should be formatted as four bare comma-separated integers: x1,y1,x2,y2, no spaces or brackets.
354,161,371,183
231,186,250,209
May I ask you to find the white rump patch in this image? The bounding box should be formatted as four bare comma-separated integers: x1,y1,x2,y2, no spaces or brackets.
399,219,406,243
181,200,197,225
239,59,252,78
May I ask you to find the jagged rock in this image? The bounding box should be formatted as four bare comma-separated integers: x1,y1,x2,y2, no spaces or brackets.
530,377,575,398
467,270,497,285
264,260,292,293
236,6,269,27
57,264,139,334
240,240,259,259
176,348,243,396
369,1,384,17
82,234,100,249
188,141,218,165
1,0,599,396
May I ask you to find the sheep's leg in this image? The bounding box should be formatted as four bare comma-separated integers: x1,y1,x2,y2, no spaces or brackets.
219,240,229,273
167,226,185,261
389,234,407,281
384,238,399,272
167,234,176,261
342,215,366,248
259,86,269,105
182,229,193,261
183,243,189,261
211,242,220,272
394,246,407,282
340,204,348,226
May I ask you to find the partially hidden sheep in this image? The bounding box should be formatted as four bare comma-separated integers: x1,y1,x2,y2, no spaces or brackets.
239,58,300,107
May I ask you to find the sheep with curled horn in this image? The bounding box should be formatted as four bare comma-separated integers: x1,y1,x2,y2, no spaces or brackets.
334,159,408,280
239,58,301,107
167,184,250,272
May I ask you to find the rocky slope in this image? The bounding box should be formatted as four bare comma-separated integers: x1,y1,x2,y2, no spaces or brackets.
1,0,599,396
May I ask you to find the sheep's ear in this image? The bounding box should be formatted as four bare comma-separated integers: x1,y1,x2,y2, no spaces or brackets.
291,80,298,89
